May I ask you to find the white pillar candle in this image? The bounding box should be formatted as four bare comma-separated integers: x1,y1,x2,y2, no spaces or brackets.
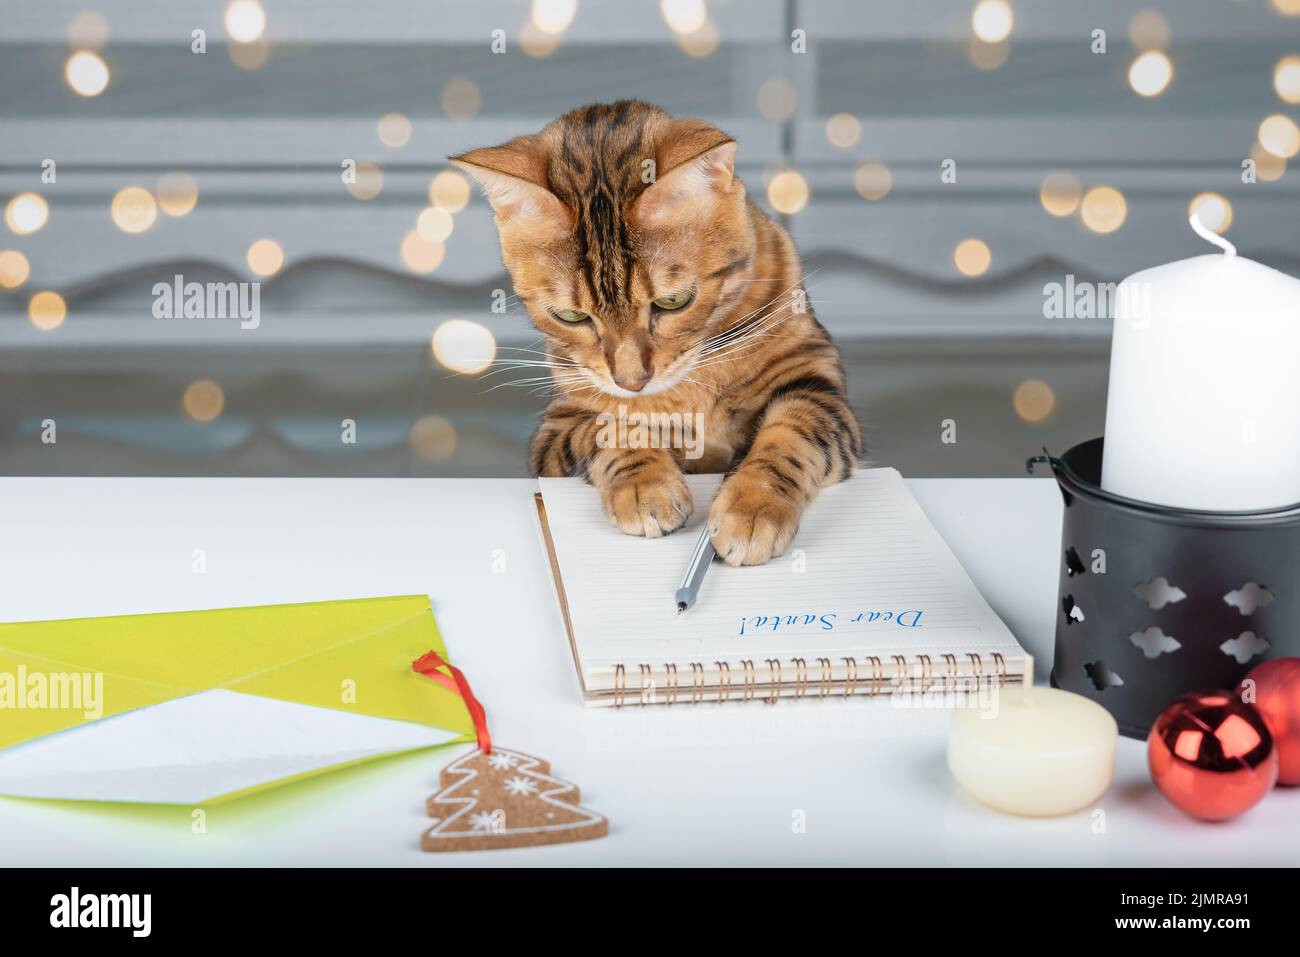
1102,217,1300,511
948,684,1117,816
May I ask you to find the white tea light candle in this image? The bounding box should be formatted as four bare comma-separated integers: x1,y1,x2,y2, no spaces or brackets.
948,684,1117,816
1102,217,1300,511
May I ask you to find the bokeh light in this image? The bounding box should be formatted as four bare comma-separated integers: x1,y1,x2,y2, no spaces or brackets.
532,0,577,34
183,379,226,423
110,186,157,234
28,291,67,331
1080,186,1128,234
156,172,199,217
377,112,412,149
1128,51,1173,97
971,0,1013,43
676,19,718,57
967,38,1010,70
1275,56,1300,104
756,77,797,122
225,0,266,42
1270,0,1300,16
767,170,809,214
65,50,109,97
661,0,707,34
409,415,459,462
246,238,284,277
228,38,269,70
0,250,30,289
1259,114,1300,158
520,20,562,57
442,78,481,119
1188,192,1234,234
1250,142,1287,182
433,319,497,374
416,206,455,244
67,11,110,50
1128,10,1171,51
401,230,446,274
429,170,471,212
853,162,892,201
954,238,991,277
346,162,384,201
1014,379,1056,422
1039,172,1082,217
825,113,861,149
5,193,49,235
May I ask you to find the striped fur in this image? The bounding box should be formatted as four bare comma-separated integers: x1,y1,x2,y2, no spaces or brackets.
454,101,863,566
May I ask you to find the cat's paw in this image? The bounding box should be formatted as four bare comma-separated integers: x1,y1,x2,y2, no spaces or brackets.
601,461,693,538
708,472,801,566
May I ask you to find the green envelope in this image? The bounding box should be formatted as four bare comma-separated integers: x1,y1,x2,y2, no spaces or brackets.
0,595,475,804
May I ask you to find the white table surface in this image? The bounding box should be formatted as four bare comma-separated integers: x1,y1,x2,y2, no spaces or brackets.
1,476,1296,867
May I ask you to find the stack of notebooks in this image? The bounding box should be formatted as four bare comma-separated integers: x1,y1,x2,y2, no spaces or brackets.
535,468,1029,707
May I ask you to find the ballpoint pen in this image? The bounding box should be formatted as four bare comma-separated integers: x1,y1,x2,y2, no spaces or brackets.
674,524,716,613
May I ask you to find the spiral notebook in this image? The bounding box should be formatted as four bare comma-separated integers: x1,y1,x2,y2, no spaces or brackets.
535,468,1029,708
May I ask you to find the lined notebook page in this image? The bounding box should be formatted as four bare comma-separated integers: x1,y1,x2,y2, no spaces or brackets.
539,469,1026,685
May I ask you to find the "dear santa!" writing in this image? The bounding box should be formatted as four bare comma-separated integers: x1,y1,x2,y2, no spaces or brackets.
738,610,924,636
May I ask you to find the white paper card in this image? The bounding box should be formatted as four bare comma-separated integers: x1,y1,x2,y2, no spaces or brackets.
0,689,460,803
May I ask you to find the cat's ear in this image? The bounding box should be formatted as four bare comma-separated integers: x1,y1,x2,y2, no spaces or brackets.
633,123,738,228
450,136,571,236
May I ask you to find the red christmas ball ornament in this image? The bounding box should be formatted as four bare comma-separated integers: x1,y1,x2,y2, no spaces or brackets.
1239,658,1300,786
1147,691,1278,821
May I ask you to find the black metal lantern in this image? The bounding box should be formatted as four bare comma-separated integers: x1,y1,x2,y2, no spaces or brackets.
1032,438,1300,739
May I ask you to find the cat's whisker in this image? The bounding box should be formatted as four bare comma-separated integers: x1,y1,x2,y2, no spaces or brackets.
687,304,815,373
675,374,720,396
692,328,805,373
703,273,822,338
698,299,801,358
696,275,823,354
482,360,577,371
478,377,563,394
699,287,792,345
477,357,581,376
697,284,827,359
496,344,573,359
529,382,586,397
478,370,591,394
690,333,812,374
475,367,573,384
482,359,575,368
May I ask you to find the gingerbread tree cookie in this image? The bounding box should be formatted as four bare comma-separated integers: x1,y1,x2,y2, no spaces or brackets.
421,748,608,852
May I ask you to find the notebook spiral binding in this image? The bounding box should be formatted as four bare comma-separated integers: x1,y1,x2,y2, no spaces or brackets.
609,651,1012,707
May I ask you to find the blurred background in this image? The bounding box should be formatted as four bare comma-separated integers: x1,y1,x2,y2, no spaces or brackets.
1,0,1298,478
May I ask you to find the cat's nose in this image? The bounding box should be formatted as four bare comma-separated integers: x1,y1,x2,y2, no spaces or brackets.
614,373,652,393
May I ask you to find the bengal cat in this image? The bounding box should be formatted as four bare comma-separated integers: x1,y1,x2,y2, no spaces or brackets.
453,101,863,566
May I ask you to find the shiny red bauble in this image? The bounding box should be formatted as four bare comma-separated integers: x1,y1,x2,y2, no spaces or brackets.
1239,657,1300,786
1147,691,1278,821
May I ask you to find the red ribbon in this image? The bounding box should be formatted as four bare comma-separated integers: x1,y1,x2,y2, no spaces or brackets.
412,650,491,754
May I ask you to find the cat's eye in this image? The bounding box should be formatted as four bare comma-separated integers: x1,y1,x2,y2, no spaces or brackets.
551,308,590,323
652,291,694,311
